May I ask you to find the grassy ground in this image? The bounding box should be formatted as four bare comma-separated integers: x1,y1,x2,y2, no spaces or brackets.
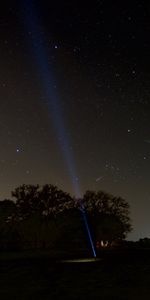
0,249,150,299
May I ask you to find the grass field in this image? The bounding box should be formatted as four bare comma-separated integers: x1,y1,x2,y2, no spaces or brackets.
0,249,150,299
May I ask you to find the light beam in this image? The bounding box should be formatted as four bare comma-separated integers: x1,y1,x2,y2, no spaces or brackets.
21,0,96,257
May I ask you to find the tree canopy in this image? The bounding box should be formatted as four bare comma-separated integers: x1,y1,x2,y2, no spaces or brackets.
80,190,131,243
12,184,72,218
0,184,132,252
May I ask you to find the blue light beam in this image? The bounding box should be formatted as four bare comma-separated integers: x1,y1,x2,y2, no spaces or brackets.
82,209,97,257
21,0,80,197
21,0,96,257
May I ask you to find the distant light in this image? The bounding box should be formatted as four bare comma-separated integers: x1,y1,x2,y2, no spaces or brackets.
16,149,20,153
54,45,58,49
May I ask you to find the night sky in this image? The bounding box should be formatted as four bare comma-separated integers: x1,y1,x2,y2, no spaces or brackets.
0,0,150,240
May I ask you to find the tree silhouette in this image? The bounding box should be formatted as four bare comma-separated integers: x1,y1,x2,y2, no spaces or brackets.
12,184,40,218
80,190,131,245
1,185,132,252
12,184,73,219
38,184,73,217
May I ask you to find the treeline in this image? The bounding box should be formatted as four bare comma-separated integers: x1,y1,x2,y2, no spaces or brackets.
0,184,131,254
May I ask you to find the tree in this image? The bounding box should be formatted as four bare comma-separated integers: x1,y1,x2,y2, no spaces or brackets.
12,184,73,219
11,184,73,250
80,190,132,246
7,185,132,252
12,184,40,218
38,184,73,217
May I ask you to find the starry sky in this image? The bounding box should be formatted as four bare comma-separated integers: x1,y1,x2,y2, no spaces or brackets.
0,0,150,240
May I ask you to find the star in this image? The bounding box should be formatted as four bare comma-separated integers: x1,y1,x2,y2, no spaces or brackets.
132,70,136,75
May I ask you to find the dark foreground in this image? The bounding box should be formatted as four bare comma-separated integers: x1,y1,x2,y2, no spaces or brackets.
0,249,150,299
